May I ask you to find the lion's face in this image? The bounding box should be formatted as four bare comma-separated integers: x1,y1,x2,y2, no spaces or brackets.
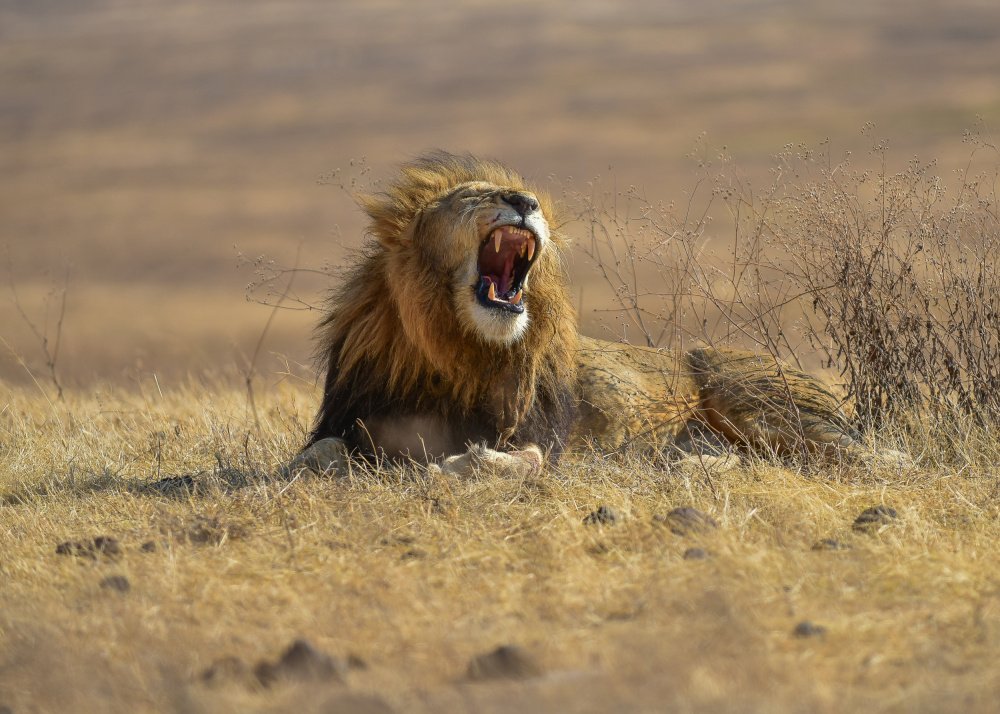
417,180,551,346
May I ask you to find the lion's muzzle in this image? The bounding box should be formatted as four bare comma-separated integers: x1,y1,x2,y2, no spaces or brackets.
476,224,537,314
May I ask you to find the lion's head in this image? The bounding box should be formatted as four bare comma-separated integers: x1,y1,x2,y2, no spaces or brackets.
359,151,559,346
313,151,578,451
421,181,548,345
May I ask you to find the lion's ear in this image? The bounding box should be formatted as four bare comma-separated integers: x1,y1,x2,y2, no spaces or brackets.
358,193,417,250
379,207,424,251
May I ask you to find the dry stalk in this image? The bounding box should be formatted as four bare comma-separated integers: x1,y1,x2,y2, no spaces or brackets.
4,257,69,400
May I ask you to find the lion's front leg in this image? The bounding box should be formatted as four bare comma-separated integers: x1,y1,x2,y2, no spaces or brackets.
435,443,543,479
276,437,352,479
277,438,543,481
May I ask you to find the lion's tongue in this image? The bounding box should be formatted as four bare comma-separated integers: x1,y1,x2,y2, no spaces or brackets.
482,251,516,299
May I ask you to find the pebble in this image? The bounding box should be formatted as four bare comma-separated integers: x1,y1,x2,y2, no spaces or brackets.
812,539,850,551
466,645,542,681
792,621,826,638
99,575,131,593
683,547,709,560
255,638,347,687
654,507,717,536
319,694,395,714
583,506,617,526
853,505,899,531
55,536,121,559
148,474,197,494
201,656,252,687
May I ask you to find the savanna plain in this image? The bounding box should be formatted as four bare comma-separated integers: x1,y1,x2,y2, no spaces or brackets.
5,1,1000,712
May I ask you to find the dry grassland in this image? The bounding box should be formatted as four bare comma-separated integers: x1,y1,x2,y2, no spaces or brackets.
3,380,1000,713
5,2,1000,712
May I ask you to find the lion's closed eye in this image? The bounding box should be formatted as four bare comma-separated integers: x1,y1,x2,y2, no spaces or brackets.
455,189,488,202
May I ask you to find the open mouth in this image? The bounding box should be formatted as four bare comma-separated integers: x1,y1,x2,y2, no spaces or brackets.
475,225,537,314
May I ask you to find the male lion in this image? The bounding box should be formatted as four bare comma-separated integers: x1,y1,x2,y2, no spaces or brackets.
284,151,884,479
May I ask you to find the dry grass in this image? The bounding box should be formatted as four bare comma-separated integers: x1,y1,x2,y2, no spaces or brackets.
5,5,1000,708
3,378,1000,713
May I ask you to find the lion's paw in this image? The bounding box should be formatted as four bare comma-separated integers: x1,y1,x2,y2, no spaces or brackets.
439,444,543,479
863,448,913,468
275,438,351,479
672,452,743,476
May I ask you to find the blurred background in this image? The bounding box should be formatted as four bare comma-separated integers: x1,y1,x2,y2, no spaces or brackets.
2,0,999,388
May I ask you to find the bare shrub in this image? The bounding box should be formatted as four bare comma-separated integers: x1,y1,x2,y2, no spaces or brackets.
772,128,1000,431
571,126,1000,451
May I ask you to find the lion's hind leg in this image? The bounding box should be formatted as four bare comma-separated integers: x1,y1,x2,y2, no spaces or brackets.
686,348,863,461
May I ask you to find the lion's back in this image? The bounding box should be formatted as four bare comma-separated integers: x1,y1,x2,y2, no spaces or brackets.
684,346,858,452
572,335,700,453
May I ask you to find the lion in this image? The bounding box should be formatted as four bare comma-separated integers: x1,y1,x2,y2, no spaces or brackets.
282,151,895,480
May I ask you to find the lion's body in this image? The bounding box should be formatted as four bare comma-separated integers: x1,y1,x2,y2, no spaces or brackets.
573,335,857,458
290,151,877,480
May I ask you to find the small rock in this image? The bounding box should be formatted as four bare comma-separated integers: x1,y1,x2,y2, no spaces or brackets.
655,507,717,536
185,516,247,545
853,505,899,532
346,653,368,671
140,540,158,553
92,536,122,556
255,638,347,687
148,474,197,494
201,656,251,686
320,694,395,714
792,621,826,638
56,536,121,559
55,541,83,556
583,506,617,525
683,547,709,560
467,645,542,681
400,548,427,561
812,539,850,551
99,575,131,593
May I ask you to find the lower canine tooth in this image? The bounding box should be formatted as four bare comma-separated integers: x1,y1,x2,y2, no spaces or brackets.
488,283,497,301
512,289,522,305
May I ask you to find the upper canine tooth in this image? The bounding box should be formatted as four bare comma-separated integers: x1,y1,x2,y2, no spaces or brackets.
526,237,535,261
488,282,497,301
494,229,502,252
511,289,522,305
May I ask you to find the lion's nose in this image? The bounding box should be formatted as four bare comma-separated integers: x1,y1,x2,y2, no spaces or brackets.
502,193,540,216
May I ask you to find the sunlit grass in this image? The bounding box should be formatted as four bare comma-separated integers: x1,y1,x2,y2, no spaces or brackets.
3,380,999,713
